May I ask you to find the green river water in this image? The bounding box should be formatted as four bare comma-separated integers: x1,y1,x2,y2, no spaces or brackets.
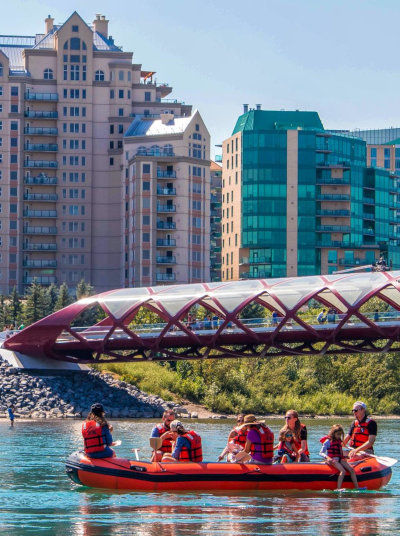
0,418,399,535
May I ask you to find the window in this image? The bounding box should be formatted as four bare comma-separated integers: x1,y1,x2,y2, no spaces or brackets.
10,138,17,147
10,155,17,163
11,86,18,96
72,25,79,32
110,157,114,166
142,233,150,242
95,70,105,81
70,65,79,80
9,221,16,231
70,37,81,50
118,70,124,81
44,68,53,80
0,63,3,77
144,91,151,102
118,124,124,134
118,108,124,116
10,105,18,113
110,89,114,99
119,89,124,98
0,87,2,96
63,65,67,80
110,124,114,134
143,215,150,225
142,164,150,174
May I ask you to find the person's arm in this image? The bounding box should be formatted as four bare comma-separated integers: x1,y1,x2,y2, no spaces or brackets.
102,425,113,446
244,438,252,455
171,436,189,460
217,445,229,461
319,440,332,462
342,423,355,448
347,421,377,458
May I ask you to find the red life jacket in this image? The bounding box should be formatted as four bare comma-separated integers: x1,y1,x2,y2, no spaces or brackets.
250,425,274,459
156,423,173,454
293,423,310,456
82,420,107,454
349,418,373,449
233,426,248,448
327,438,344,459
178,431,203,462
278,440,297,461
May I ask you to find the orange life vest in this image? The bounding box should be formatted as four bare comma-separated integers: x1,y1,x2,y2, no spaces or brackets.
277,440,297,462
82,420,107,454
349,418,373,449
293,423,310,456
233,426,248,448
178,431,203,462
156,423,173,453
250,425,274,459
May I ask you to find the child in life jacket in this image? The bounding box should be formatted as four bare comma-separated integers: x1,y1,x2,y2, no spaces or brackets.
217,414,250,463
319,424,359,490
161,420,203,463
274,426,299,463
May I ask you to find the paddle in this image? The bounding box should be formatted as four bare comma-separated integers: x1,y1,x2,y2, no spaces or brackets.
131,447,140,461
358,451,398,467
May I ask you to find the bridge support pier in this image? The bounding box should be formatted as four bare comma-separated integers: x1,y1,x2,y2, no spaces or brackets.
0,349,89,373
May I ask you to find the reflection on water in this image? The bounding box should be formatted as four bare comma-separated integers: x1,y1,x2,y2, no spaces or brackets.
0,419,399,536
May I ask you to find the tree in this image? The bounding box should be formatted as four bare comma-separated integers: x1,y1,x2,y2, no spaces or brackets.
55,282,72,311
44,283,59,316
9,286,22,328
0,295,11,330
239,301,265,320
22,280,47,326
76,279,94,301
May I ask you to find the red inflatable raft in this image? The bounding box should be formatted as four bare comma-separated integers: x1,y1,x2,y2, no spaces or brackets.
66,451,392,491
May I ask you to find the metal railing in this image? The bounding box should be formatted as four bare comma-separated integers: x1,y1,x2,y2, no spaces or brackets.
156,256,176,264
136,149,175,157
23,259,57,268
24,111,58,119
23,226,57,234
157,170,176,178
157,204,176,212
25,93,58,101
24,143,58,152
156,273,176,281
24,160,58,168
23,193,58,201
23,243,57,251
156,239,176,247
23,276,57,284
317,194,350,201
157,187,176,196
156,221,176,229
317,225,351,232
24,176,57,185
317,210,350,217
24,127,58,135
23,210,57,218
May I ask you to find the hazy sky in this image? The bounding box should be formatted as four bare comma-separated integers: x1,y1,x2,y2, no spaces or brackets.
2,0,399,156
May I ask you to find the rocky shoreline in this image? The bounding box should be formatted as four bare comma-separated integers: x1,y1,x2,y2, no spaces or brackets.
0,356,188,420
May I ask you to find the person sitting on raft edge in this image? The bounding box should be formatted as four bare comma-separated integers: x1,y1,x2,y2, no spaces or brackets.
82,403,115,459
161,420,203,463
218,413,247,462
149,409,176,462
320,424,359,490
342,400,377,459
236,414,274,465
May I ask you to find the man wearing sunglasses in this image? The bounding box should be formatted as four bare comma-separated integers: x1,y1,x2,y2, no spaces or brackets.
150,409,176,462
342,401,377,459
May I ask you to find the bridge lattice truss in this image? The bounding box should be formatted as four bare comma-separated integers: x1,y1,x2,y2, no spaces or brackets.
5,271,400,363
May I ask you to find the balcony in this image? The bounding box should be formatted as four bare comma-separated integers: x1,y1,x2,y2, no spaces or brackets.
25,93,58,101
157,170,176,178
156,273,176,282
23,259,57,268
156,256,176,264
23,243,57,251
316,225,351,232
317,210,351,217
363,196,375,205
24,160,58,169
23,276,57,285
24,111,58,119
24,176,57,185
317,194,350,201
23,193,58,202
23,210,57,218
316,178,350,185
24,143,58,152
363,229,375,236
239,257,272,265
363,213,375,221
24,127,58,136
157,187,176,196
156,221,176,230
317,241,378,249
156,238,176,247
136,148,175,157
157,204,176,213
23,226,57,235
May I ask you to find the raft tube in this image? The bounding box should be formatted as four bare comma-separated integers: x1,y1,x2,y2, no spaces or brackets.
66,451,392,491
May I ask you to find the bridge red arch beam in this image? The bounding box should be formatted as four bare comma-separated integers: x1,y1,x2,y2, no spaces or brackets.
4,271,400,363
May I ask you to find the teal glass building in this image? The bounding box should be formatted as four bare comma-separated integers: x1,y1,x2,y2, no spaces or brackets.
221,109,398,280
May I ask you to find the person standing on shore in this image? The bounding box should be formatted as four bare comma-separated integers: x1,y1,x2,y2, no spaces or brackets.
284,410,310,462
150,409,176,462
343,401,377,459
7,405,15,428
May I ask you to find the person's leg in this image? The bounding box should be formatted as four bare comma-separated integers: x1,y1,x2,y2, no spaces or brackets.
330,460,346,489
341,460,359,488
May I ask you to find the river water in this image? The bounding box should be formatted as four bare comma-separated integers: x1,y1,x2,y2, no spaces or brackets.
0,418,399,535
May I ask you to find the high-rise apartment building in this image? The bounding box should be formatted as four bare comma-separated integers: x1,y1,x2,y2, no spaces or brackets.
210,159,222,281
122,110,210,286
0,11,207,293
221,108,399,280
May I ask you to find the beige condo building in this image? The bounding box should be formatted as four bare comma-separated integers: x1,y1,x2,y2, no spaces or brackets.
0,11,209,293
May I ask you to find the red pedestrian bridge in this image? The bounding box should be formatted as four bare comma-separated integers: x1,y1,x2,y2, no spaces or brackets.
5,271,400,364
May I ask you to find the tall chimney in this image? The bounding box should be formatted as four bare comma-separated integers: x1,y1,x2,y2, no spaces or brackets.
243,104,249,113
92,14,109,38
256,104,261,110
45,15,54,34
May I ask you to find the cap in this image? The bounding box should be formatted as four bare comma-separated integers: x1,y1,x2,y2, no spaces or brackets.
352,401,367,411
91,403,105,416
170,419,184,432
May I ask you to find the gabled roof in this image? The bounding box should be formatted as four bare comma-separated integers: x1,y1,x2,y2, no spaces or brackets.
124,113,197,138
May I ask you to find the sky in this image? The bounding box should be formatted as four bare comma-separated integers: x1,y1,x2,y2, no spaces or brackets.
1,0,400,157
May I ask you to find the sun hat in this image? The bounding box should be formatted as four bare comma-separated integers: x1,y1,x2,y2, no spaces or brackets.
238,414,265,428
